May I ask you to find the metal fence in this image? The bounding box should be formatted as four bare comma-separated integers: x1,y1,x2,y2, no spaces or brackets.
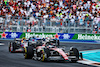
0,16,100,34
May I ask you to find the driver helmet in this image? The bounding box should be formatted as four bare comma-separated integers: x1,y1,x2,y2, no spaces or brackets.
70,47,73,50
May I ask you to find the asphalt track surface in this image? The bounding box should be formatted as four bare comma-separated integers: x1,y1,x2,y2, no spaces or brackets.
0,40,100,67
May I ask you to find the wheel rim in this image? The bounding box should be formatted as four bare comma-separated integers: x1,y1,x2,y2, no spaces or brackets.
24,47,27,59
40,49,45,61
33,51,37,60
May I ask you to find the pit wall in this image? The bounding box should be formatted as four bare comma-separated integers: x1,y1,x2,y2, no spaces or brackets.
0,32,100,44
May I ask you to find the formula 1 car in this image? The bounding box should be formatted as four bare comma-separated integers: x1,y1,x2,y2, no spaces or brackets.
8,37,45,53
24,39,83,62
9,38,29,53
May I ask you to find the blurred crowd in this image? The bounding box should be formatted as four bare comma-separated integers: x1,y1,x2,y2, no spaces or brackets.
0,0,100,33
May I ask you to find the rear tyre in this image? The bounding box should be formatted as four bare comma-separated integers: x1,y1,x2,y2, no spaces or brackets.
24,46,34,59
9,42,17,53
69,48,79,63
12,42,17,51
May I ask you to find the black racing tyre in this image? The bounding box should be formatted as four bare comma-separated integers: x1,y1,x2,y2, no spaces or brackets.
24,46,34,59
53,40,60,46
69,48,79,62
9,42,17,53
57,40,60,46
9,42,11,52
12,42,17,51
40,48,50,62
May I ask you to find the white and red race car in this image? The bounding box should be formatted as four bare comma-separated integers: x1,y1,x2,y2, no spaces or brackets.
24,39,83,62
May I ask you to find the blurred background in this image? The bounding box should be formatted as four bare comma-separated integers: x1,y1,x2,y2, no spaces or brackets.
0,0,100,33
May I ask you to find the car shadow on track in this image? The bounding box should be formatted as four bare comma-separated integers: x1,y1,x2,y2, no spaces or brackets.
40,60,78,64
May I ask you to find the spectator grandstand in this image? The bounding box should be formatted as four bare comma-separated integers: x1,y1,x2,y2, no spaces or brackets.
0,0,100,33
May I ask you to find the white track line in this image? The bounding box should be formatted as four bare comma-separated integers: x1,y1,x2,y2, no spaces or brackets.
78,59,100,67
78,49,100,67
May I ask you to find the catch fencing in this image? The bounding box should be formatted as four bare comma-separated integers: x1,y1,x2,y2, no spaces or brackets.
0,16,100,34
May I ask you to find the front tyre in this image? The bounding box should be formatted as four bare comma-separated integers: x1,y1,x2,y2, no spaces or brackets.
69,48,79,63
24,46,34,59
40,48,50,62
